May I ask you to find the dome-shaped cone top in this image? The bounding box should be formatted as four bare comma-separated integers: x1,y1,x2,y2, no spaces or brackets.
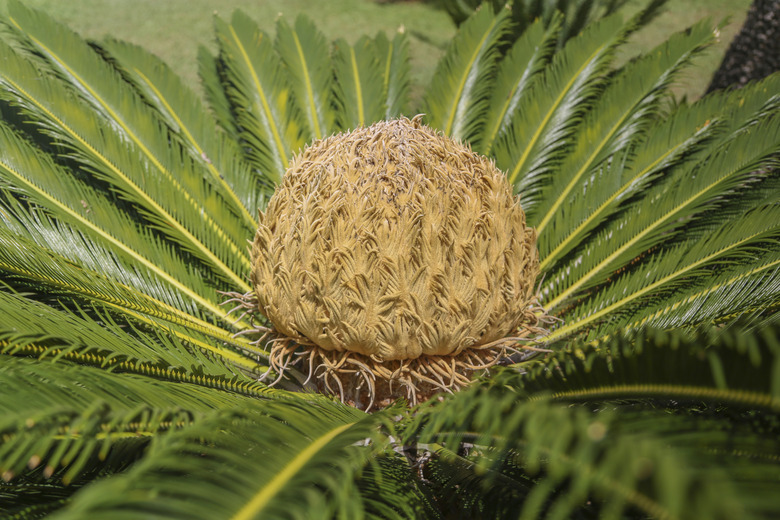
252,115,540,364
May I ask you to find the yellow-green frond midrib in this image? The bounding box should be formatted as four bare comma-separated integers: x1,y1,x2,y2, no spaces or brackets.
539,132,692,271
231,421,355,520
291,31,322,139
228,25,290,172
546,231,777,341
544,170,752,311
535,103,634,235
0,111,240,321
0,254,258,352
444,16,501,137
350,46,365,127
132,67,258,230
508,41,608,185
540,383,780,411
20,29,253,281
0,344,273,398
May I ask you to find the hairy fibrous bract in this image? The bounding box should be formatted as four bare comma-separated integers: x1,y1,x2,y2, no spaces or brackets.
245,116,547,409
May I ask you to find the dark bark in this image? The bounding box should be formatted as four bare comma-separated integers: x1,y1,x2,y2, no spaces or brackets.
707,0,780,92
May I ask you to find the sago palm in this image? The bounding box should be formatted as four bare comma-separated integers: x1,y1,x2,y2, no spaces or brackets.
0,1,779,518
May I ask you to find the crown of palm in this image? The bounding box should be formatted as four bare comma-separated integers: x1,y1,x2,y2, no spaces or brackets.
0,1,778,518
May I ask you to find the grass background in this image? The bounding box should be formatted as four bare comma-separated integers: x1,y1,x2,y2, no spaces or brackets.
2,0,753,104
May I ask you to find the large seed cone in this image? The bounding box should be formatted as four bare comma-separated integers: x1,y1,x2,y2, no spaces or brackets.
251,116,539,362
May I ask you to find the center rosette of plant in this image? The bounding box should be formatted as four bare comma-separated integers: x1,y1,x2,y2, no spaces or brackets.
246,116,547,409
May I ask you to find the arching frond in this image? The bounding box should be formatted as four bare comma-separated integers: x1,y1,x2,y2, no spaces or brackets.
97,38,265,223
213,10,304,185
405,325,780,519
408,400,747,519
552,0,637,45
477,16,560,155
0,223,253,354
0,118,244,324
413,444,537,519
534,20,715,243
0,353,274,488
0,284,267,377
612,250,780,335
354,454,441,519
423,4,511,142
51,402,382,520
510,325,780,412
4,2,252,290
332,35,386,131
492,13,626,213
537,94,718,274
0,480,79,519
374,29,411,120
547,204,780,342
198,44,241,143
274,15,337,142
543,86,780,312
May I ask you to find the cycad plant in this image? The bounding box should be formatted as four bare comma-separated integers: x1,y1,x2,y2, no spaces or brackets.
1,1,779,518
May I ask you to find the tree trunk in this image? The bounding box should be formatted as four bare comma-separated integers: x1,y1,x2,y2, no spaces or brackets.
707,0,780,92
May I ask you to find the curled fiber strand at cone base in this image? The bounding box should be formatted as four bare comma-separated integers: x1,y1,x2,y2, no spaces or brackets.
248,115,549,409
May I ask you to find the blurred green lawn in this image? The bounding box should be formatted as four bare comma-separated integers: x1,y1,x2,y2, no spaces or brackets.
2,0,753,104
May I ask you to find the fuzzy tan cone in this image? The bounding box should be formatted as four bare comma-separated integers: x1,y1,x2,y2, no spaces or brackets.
249,116,547,409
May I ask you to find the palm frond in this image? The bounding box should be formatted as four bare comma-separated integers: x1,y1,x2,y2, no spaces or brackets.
492,12,626,213
405,326,780,519
0,481,79,519
413,443,537,519
354,454,441,519
0,221,256,355
51,402,382,520
0,287,287,494
534,20,715,244
198,44,241,143
547,203,780,342
477,16,560,155
510,325,780,412
97,37,265,224
610,250,780,335
0,360,189,487
213,10,304,185
408,400,747,519
423,4,511,142
332,35,387,130
0,354,271,488
0,284,265,376
543,84,780,312
0,118,244,324
537,94,718,274
553,0,633,45
274,15,337,141
4,2,252,290
439,0,503,26
538,72,779,278
440,0,641,50
374,29,411,120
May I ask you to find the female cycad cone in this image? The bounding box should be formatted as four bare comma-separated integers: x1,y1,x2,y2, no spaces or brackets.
250,116,545,408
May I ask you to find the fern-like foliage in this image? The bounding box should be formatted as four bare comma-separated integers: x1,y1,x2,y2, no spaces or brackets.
50,402,384,520
0,0,778,517
438,0,639,50
405,325,780,519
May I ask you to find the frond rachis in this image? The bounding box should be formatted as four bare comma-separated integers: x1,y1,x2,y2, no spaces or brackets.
249,116,548,408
